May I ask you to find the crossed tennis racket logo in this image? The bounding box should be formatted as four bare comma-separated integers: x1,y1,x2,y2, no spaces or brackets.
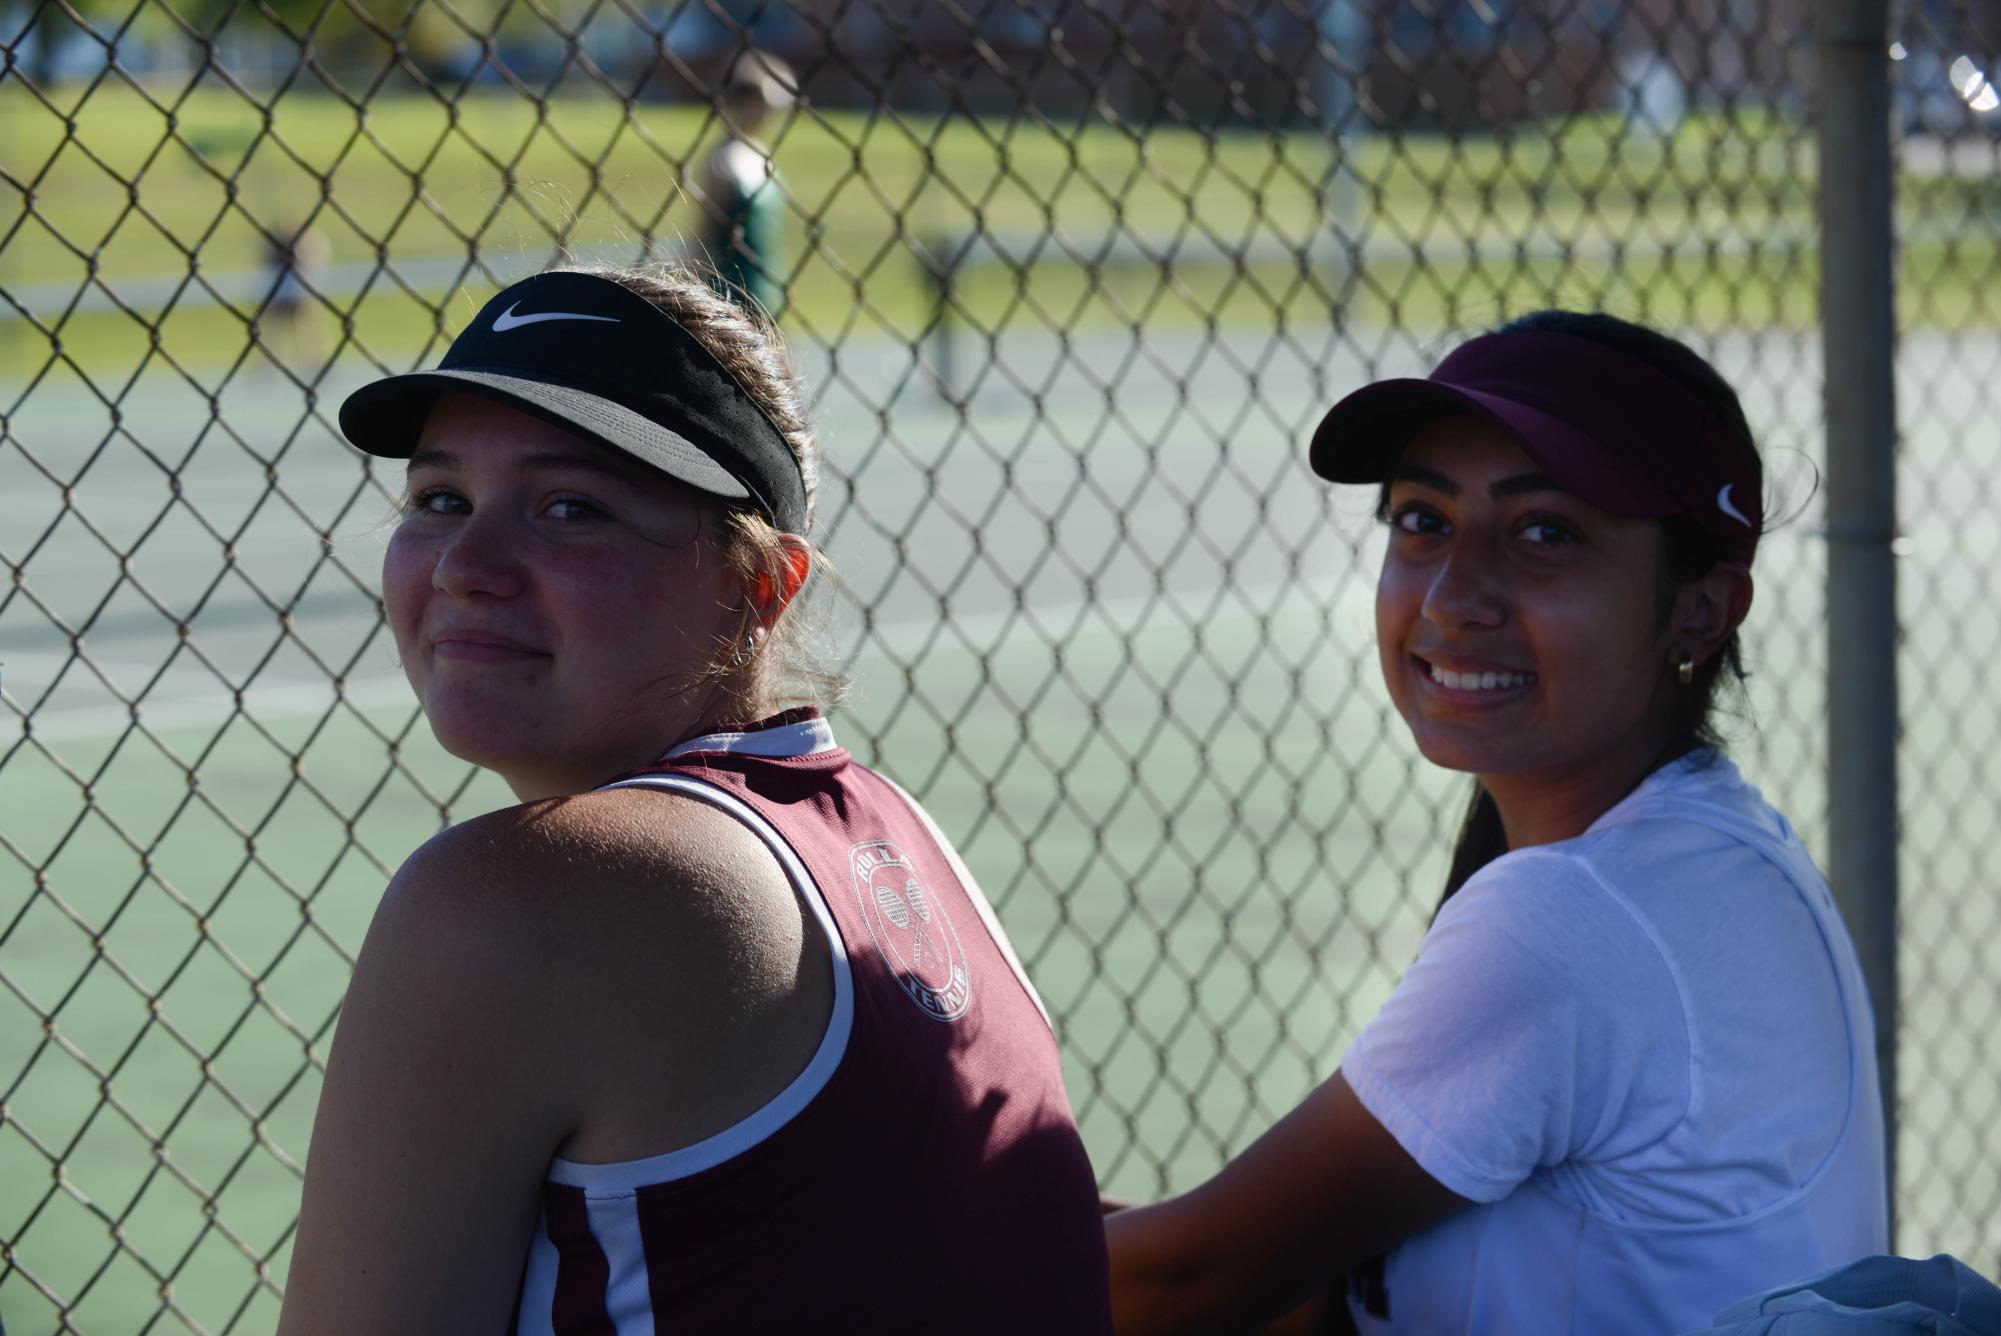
851,839,973,1021
874,876,941,969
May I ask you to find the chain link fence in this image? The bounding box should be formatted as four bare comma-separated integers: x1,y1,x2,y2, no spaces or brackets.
0,0,1993,1329
1887,0,2001,1271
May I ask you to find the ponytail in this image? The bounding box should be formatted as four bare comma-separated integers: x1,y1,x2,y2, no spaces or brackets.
1437,782,1508,919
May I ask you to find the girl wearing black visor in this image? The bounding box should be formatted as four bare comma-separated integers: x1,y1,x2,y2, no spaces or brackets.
281,269,1113,1333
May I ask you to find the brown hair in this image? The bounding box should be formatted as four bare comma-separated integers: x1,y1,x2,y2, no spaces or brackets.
559,262,848,722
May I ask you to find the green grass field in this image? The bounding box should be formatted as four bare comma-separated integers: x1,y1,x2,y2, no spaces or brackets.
4,71,2000,1334
4,77,1996,391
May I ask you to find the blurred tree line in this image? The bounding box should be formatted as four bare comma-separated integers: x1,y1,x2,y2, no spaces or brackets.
3,0,704,95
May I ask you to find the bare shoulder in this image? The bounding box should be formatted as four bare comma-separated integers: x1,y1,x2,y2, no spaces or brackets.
371,785,833,1160
357,784,820,1068
385,783,800,952
285,789,820,1331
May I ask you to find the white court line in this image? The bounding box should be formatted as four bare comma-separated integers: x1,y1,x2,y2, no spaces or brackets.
0,650,187,693
4,673,421,744
5,573,1373,745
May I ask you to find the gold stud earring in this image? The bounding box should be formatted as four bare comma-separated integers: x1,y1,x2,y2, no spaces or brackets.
1676,655,1695,687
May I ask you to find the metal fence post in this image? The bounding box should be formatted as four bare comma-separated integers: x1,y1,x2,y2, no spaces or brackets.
1315,0,1367,313
1816,0,1900,1245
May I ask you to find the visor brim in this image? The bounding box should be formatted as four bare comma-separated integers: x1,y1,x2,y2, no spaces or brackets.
338,368,752,503
1307,379,1678,519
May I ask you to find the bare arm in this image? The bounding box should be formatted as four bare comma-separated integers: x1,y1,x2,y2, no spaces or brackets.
1106,1071,1468,1336
279,790,828,1331
278,825,577,1334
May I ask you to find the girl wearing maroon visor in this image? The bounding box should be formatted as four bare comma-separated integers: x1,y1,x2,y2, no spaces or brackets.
1107,312,1887,1334
281,267,1112,1333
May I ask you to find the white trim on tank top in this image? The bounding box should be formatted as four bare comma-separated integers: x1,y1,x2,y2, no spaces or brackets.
544,768,855,1192
660,714,836,762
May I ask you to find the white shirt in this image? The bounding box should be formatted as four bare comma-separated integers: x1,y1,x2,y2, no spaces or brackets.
1341,751,1887,1334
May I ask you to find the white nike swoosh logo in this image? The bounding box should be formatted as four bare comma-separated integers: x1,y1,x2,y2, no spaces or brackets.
1717,483,1752,528
491,302,620,332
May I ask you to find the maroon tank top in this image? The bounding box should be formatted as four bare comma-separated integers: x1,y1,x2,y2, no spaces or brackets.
511,712,1112,1334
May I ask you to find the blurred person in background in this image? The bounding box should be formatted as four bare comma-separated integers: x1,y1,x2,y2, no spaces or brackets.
696,52,792,317
279,265,1111,1333
1105,311,1887,1334
258,217,330,368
